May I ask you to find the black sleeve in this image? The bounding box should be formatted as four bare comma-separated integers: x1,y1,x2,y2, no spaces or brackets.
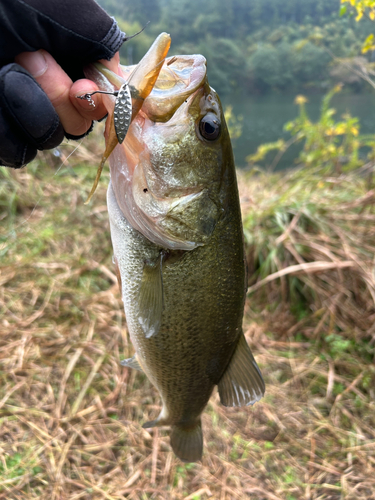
0,0,127,168
0,0,125,80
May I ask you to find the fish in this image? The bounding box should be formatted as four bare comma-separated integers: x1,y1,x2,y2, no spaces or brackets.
86,34,265,462
82,33,171,202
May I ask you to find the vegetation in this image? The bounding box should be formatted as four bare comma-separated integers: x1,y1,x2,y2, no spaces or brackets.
97,0,374,95
1,2,375,497
340,0,375,54
1,92,375,496
246,84,374,171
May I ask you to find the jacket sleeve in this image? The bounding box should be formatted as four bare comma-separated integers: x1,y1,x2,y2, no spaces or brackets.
0,0,126,168
0,0,125,80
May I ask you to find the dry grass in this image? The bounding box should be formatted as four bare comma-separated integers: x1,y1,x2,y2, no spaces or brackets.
240,165,375,338
0,129,375,499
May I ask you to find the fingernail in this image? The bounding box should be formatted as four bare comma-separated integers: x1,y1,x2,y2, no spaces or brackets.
17,50,48,78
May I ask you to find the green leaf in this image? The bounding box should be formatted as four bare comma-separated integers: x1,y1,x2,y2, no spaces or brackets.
339,5,347,17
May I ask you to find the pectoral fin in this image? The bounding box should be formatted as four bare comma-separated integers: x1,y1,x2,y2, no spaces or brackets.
138,255,164,338
218,333,265,407
120,355,143,372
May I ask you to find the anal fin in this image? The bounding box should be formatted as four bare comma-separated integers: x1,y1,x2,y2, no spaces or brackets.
120,354,143,372
138,254,164,338
142,405,168,429
218,332,265,407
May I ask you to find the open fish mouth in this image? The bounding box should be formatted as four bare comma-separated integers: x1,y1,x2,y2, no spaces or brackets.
81,32,171,203
121,54,207,122
105,53,215,251
83,37,217,250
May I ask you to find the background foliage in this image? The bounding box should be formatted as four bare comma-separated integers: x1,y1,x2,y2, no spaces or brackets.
97,0,373,95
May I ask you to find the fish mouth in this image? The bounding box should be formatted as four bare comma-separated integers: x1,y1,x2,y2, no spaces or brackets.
81,32,171,203
121,55,207,122
119,54,209,198
84,32,172,118
113,55,213,251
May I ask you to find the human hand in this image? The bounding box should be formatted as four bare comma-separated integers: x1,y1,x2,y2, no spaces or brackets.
15,49,120,137
0,0,126,168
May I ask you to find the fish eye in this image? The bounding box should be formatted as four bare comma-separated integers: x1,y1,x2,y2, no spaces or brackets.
199,114,221,141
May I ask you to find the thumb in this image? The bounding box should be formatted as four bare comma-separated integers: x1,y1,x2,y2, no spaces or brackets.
15,50,93,136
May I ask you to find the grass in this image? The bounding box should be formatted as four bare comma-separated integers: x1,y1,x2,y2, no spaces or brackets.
0,125,375,499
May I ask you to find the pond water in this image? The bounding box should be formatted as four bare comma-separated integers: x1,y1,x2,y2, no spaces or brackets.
221,91,375,170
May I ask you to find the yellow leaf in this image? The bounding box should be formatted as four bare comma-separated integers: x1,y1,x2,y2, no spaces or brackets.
351,127,359,136
361,34,375,54
335,124,346,135
370,11,375,20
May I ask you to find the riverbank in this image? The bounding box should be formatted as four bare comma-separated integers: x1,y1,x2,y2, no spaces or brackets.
224,90,375,169
0,131,374,499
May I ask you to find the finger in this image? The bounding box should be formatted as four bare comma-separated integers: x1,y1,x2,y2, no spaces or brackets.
15,50,92,137
70,79,108,120
71,52,122,118
99,52,121,74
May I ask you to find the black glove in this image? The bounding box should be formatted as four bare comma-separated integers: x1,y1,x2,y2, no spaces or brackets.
0,0,126,168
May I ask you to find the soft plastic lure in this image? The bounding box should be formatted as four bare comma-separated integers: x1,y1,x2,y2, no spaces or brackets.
76,32,171,203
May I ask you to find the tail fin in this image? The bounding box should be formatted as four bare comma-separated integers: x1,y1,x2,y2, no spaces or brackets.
170,420,203,463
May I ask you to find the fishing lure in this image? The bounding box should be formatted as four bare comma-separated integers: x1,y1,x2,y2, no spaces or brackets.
78,82,132,144
77,83,132,203
75,30,171,204
113,83,132,144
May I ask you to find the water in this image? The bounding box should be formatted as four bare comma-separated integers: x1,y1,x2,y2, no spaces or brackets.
222,92,375,170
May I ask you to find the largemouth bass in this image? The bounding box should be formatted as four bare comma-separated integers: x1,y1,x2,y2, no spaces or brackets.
86,34,265,462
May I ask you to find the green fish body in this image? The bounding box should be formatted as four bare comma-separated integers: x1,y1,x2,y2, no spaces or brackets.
93,49,265,462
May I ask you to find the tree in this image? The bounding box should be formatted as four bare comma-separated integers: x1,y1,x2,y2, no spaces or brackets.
340,0,375,53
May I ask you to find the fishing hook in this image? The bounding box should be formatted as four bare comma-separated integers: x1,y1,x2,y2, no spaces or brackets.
77,82,132,144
